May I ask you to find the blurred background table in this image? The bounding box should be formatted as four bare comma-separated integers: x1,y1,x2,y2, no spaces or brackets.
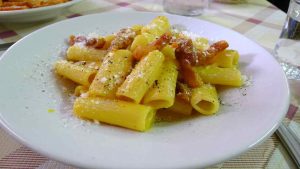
0,0,299,168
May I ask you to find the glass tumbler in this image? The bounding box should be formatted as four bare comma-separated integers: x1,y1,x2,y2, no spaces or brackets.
163,0,209,16
274,0,300,80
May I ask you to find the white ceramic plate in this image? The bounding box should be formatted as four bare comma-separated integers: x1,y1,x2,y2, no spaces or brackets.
0,0,82,23
0,12,289,169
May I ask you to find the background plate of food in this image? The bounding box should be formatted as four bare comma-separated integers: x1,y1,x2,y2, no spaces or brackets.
0,0,82,22
0,11,289,168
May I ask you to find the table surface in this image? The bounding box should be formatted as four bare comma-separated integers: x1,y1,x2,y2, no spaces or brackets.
0,0,299,168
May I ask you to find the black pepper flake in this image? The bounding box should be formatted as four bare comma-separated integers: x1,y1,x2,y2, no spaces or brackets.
218,98,224,105
42,90,45,92
108,60,113,64
241,88,247,96
154,80,158,86
104,84,109,88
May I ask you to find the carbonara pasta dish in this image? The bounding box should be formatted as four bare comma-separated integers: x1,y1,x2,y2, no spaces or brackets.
54,16,243,132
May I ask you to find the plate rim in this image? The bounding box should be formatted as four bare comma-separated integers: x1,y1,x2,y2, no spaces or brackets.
0,11,291,169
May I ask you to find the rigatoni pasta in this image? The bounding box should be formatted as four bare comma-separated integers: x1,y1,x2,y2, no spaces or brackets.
54,60,97,86
142,61,178,109
54,16,244,132
67,46,107,62
130,34,152,51
141,16,171,37
89,50,133,98
74,97,156,132
116,50,164,103
164,97,193,115
195,66,243,86
74,85,89,97
190,84,219,115
213,50,240,68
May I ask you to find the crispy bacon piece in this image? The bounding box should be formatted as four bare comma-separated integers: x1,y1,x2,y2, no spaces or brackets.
174,37,202,88
86,38,97,47
109,28,136,51
132,32,172,60
197,40,229,65
86,37,106,49
68,35,76,46
174,38,198,65
152,32,173,50
68,35,87,46
68,35,105,49
178,58,202,88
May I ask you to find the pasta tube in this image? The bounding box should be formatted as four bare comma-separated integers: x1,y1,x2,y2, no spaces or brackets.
193,37,209,51
161,45,176,61
131,24,143,35
89,50,133,98
167,97,193,115
74,97,156,132
143,33,156,42
130,35,150,51
130,33,156,51
73,61,102,70
141,16,171,37
74,85,88,97
67,46,107,62
213,50,239,68
195,66,243,87
143,61,178,109
117,50,164,103
191,84,219,115
54,60,97,86
102,34,115,50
